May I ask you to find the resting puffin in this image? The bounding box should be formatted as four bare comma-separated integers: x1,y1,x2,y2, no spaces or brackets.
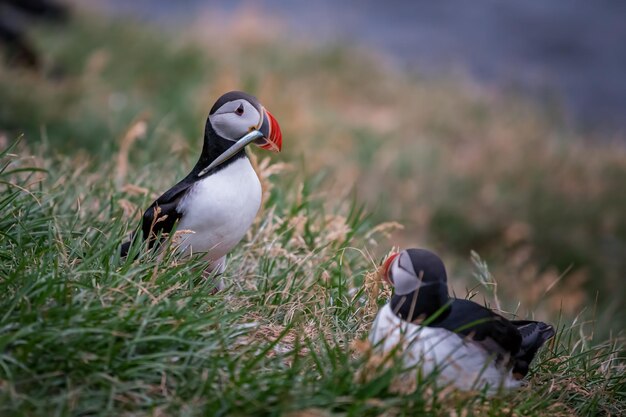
369,248,554,395
121,91,282,275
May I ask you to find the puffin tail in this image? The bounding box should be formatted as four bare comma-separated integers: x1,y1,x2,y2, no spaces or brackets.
120,231,142,258
510,320,555,377
120,240,131,257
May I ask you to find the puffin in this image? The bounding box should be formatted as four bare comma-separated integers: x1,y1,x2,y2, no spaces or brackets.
369,248,555,395
121,91,282,276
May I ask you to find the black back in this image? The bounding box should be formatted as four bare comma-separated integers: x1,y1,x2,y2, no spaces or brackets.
433,298,523,356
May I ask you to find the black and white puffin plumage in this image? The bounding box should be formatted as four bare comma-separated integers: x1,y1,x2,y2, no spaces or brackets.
121,91,282,274
369,249,555,395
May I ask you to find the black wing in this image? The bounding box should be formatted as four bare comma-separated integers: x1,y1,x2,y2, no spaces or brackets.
510,320,555,377
434,298,523,357
120,176,195,257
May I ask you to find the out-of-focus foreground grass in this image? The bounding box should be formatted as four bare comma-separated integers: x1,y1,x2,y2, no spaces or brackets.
0,10,625,416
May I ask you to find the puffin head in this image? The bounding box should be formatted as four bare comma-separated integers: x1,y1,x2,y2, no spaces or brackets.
209,91,282,152
383,248,450,322
198,91,282,176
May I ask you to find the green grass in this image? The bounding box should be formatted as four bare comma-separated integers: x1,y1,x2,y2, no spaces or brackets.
1,138,624,416
0,12,625,416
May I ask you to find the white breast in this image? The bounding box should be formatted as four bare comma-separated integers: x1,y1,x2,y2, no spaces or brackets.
175,157,262,263
369,304,522,396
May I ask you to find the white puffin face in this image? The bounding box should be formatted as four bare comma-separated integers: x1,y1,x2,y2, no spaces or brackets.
209,99,263,142
388,251,421,295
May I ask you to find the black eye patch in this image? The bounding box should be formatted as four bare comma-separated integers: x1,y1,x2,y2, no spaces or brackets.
235,104,245,116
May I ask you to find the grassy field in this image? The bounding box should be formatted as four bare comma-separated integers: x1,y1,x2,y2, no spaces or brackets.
1,11,625,416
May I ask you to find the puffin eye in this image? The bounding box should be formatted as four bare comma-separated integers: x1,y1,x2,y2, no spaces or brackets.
235,104,244,116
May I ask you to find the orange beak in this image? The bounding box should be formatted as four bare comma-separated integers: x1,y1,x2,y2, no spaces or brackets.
257,108,282,152
382,252,399,285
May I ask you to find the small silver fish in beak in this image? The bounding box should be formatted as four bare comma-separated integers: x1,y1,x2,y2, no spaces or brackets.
197,107,282,177
197,130,265,177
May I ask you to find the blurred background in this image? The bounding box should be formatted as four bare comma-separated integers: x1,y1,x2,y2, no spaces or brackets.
96,0,626,135
1,0,625,330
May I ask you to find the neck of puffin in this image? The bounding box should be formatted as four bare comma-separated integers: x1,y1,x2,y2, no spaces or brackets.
390,282,451,324
192,119,248,177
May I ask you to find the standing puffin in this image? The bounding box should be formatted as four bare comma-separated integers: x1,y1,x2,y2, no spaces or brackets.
121,91,282,276
369,248,554,395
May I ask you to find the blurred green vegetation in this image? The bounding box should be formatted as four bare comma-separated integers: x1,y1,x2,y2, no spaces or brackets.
0,13,625,415
2,12,626,324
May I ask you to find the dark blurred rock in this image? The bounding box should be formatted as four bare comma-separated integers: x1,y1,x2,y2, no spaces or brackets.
0,0,68,69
